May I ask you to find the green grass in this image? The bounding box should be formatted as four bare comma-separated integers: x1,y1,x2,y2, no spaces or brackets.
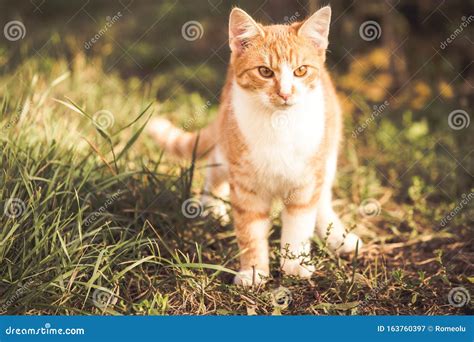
0,53,472,316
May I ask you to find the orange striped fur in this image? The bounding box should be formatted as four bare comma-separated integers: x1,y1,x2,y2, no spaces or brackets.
148,6,362,286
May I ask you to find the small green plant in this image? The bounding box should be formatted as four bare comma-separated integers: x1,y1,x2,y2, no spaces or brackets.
0,42,471,316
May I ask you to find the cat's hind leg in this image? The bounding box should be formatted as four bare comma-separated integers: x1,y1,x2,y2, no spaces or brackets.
316,153,363,254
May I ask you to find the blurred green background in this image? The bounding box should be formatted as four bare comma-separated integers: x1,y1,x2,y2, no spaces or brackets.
0,0,472,315
2,0,472,100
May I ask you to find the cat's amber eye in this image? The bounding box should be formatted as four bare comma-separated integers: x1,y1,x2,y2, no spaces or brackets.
258,66,274,78
294,65,308,77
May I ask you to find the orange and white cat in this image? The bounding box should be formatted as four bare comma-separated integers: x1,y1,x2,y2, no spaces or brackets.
148,6,362,286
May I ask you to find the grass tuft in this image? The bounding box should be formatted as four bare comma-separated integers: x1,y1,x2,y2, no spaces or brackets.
0,52,472,316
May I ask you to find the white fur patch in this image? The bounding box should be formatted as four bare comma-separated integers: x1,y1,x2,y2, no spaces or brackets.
280,206,317,278
279,64,294,95
231,80,326,196
234,269,268,286
281,207,317,255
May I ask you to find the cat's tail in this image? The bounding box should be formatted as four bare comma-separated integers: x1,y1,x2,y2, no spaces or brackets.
147,117,218,159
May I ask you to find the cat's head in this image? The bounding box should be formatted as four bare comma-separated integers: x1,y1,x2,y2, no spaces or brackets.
229,6,331,110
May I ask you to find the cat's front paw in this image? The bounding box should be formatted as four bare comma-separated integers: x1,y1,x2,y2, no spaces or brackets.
336,233,363,255
281,259,315,278
234,269,268,286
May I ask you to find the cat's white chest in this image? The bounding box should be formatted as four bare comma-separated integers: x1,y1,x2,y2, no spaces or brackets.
232,82,325,194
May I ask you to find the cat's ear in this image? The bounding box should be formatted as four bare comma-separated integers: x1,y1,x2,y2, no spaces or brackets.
229,8,264,53
298,6,331,50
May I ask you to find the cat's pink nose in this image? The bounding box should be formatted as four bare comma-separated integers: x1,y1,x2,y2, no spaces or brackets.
278,92,291,101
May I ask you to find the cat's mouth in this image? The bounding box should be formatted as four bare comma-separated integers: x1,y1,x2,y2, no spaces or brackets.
267,97,296,108
275,100,296,108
